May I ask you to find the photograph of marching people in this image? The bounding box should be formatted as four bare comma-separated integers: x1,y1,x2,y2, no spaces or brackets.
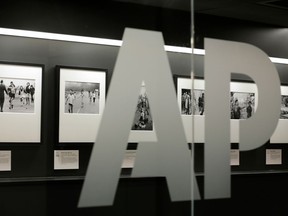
181,89,192,115
58,67,106,143
192,89,205,115
64,81,100,114
230,91,255,119
131,82,153,131
280,95,288,119
0,78,35,113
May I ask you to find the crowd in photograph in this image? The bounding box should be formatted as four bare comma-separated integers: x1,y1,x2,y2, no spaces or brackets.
0,79,35,112
280,96,288,119
181,90,204,115
65,88,99,113
230,92,254,119
181,90,192,115
180,89,254,119
132,92,152,130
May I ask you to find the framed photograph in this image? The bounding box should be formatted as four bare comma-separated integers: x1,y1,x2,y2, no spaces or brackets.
58,66,106,143
0,62,43,143
270,85,288,143
176,76,258,143
128,81,157,142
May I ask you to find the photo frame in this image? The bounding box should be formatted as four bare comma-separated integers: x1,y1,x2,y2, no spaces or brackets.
176,76,258,143
0,62,43,143
270,85,288,143
57,66,106,143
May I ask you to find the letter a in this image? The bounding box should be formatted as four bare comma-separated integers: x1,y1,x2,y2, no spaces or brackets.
78,28,200,207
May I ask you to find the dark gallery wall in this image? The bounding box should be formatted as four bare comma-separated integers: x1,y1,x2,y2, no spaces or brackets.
0,1,288,216
0,0,191,47
194,14,288,83
195,13,288,58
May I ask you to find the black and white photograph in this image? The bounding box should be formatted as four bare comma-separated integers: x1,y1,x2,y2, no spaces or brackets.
131,84,153,131
64,81,100,114
58,66,106,143
0,62,43,143
0,78,35,113
177,76,199,143
181,88,192,115
192,89,205,115
280,95,288,119
230,91,255,119
271,86,288,143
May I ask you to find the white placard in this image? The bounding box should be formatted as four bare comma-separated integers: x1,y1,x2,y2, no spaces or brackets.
121,150,136,168
266,149,282,165
230,149,240,166
0,151,11,171
54,150,79,170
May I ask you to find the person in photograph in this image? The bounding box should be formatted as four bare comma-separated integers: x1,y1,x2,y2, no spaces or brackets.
88,90,92,103
7,81,16,109
246,101,253,118
192,92,197,115
92,90,96,103
18,85,27,108
30,84,35,103
132,91,152,130
181,91,186,113
230,92,235,118
135,108,149,129
249,93,255,106
95,89,99,100
66,89,75,113
184,91,191,115
140,93,149,110
233,99,241,119
284,96,288,107
25,82,31,105
0,80,8,112
80,89,85,108
198,92,204,115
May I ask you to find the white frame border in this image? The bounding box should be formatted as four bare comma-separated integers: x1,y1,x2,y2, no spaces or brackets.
0,63,42,143
270,85,288,143
58,67,106,143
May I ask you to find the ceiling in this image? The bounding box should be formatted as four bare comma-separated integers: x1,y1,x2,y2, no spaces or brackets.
114,0,288,28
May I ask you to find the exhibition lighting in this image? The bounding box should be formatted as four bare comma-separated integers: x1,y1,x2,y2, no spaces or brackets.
193,48,206,55
0,27,287,64
164,45,192,54
0,27,123,46
269,57,288,65
163,46,206,55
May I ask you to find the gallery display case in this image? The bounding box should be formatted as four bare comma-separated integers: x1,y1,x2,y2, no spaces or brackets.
0,0,288,216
